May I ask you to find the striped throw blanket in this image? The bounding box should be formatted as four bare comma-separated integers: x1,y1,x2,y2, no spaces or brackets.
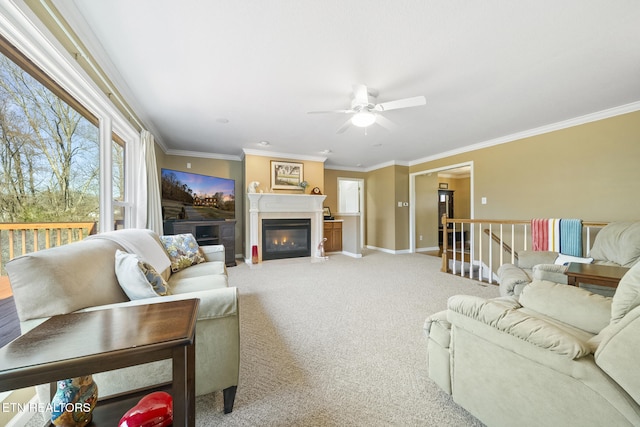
531,218,582,256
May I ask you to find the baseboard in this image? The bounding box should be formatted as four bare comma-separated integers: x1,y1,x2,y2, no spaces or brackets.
366,245,411,255
340,251,362,258
416,246,439,252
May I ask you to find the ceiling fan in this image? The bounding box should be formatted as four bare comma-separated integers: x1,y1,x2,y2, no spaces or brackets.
308,84,426,133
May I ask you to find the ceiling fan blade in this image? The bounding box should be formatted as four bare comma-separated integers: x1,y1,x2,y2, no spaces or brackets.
375,114,397,131
374,95,426,112
352,84,369,105
336,118,352,134
307,109,354,114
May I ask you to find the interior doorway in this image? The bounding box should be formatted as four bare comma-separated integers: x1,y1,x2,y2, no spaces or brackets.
409,162,473,253
337,177,365,249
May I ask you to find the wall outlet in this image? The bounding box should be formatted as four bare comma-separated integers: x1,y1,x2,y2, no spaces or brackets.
481,197,487,205
402,202,409,206
187,162,192,169
419,235,423,241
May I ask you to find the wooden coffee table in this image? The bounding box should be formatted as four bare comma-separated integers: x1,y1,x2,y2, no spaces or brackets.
565,263,629,289
0,298,199,426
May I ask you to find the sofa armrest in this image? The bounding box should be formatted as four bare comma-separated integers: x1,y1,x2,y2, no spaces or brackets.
200,244,226,263
448,295,592,359
595,305,640,404
519,280,611,334
517,250,559,269
532,263,569,284
77,287,238,321
497,263,531,297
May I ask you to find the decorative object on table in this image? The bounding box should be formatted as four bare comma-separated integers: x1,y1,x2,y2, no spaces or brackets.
118,391,173,427
317,237,328,259
51,375,98,427
311,186,322,195
323,206,333,220
271,160,303,190
247,181,260,193
252,245,259,264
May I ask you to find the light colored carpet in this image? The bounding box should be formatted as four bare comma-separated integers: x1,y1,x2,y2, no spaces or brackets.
197,250,498,426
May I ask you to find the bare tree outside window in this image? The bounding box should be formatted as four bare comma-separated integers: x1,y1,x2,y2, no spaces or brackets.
0,54,100,223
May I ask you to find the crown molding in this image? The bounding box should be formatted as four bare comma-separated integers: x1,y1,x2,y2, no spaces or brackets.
242,148,327,163
408,101,640,167
164,149,242,162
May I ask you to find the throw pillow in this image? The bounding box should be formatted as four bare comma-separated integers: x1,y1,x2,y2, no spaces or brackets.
554,254,594,265
610,260,640,323
160,233,206,273
115,250,171,300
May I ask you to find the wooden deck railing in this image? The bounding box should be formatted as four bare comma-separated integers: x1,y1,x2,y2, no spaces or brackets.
0,222,97,276
441,216,609,284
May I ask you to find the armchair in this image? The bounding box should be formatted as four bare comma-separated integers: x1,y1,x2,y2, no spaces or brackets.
424,260,640,426
498,221,640,297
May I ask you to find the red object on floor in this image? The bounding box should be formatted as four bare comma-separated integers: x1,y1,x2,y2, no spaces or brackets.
251,245,259,263
118,391,173,427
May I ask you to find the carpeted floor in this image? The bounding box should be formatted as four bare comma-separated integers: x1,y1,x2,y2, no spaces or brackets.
195,251,498,426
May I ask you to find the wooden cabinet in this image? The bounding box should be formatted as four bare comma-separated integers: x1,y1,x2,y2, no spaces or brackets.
323,221,343,253
164,220,236,266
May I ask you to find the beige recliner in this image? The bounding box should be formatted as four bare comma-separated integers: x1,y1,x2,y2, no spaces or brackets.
424,260,640,426
498,221,640,297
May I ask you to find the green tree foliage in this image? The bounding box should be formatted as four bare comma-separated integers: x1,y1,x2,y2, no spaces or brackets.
0,55,100,223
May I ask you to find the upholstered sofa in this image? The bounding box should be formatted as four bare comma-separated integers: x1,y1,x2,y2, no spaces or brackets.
6,228,239,414
498,221,640,297
424,260,640,426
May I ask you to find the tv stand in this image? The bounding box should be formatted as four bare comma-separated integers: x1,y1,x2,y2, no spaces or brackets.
164,220,236,266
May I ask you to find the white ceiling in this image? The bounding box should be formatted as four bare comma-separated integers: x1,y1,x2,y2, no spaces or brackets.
55,0,640,170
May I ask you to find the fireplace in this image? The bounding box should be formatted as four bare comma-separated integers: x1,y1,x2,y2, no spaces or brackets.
262,219,311,260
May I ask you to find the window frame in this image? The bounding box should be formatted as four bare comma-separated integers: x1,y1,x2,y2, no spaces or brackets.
0,8,141,232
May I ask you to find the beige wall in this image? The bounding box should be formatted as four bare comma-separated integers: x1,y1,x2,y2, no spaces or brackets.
158,153,244,255
415,173,439,248
410,110,640,222
244,154,325,195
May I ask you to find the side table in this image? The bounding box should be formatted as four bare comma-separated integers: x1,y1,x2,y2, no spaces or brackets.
0,298,199,426
565,263,629,289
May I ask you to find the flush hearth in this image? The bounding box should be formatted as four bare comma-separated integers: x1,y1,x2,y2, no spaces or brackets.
262,218,311,260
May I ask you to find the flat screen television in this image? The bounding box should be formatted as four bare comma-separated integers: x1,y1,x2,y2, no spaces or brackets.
161,168,235,221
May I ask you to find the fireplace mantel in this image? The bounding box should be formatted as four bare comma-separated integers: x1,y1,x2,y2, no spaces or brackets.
247,193,327,262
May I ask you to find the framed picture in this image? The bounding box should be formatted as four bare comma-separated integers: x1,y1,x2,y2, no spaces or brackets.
323,206,331,217
271,161,304,190
438,183,449,189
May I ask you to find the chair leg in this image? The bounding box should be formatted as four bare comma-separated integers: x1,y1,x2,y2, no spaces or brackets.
223,385,237,414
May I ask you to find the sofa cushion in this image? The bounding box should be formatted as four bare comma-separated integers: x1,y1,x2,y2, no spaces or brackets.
160,234,206,272
5,239,128,322
519,280,611,334
610,260,640,324
589,222,640,267
448,295,592,359
115,250,171,300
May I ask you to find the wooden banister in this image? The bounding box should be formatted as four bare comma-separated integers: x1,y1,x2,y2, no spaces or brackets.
483,228,518,261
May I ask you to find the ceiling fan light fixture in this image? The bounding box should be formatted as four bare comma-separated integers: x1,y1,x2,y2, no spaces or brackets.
351,111,376,127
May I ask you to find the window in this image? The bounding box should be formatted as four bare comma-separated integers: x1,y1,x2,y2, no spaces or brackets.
0,45,100,224
112,136,126,229
0,34,132,230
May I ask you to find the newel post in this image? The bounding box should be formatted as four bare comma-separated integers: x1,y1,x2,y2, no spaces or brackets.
441,214,449,272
